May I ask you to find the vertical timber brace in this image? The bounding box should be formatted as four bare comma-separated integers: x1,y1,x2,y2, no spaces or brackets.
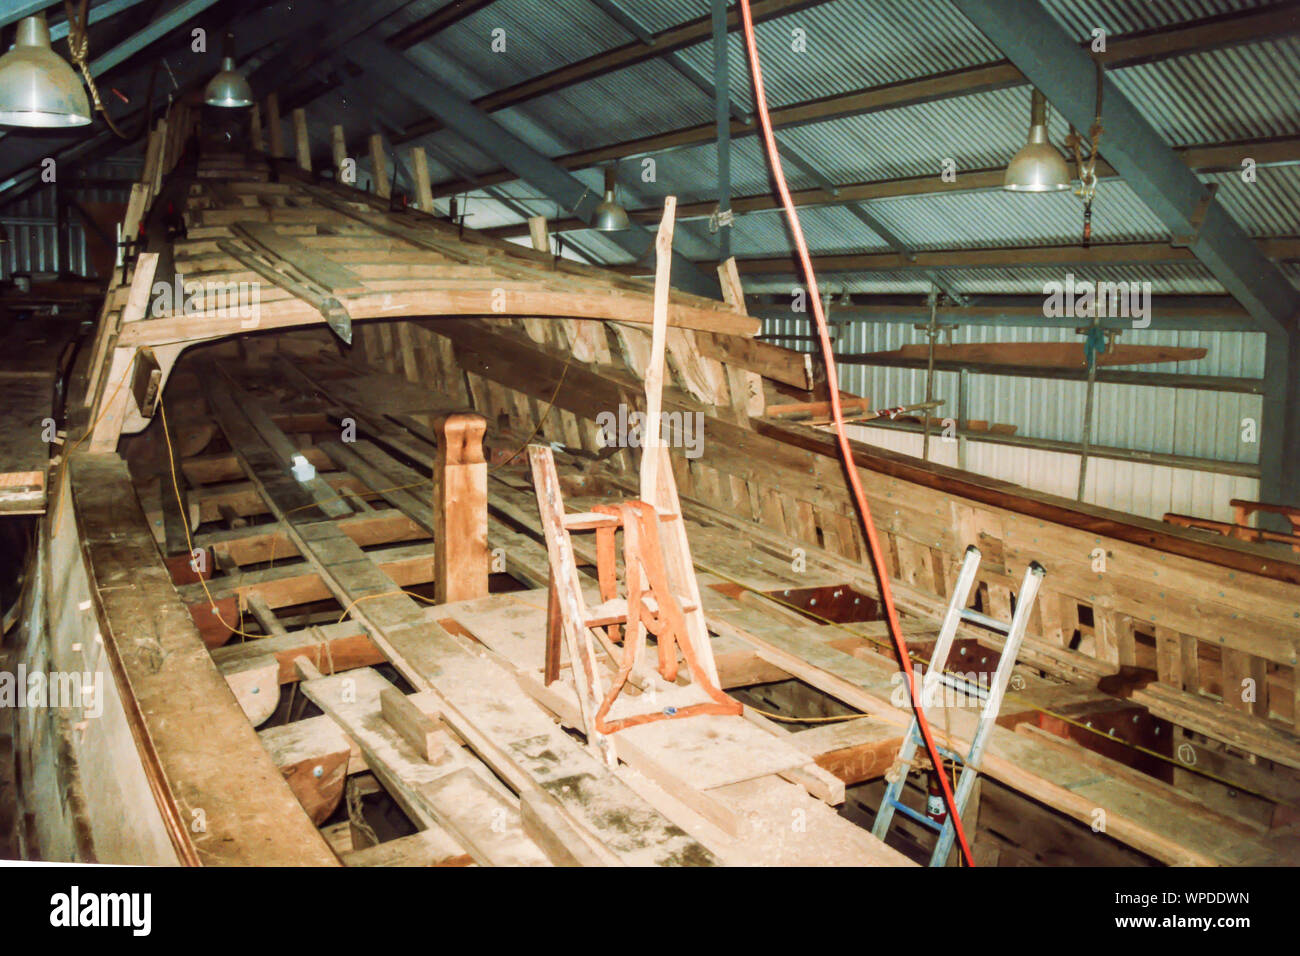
433,411,489,604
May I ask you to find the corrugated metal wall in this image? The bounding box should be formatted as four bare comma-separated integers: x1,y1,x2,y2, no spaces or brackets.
764,313,1264,522
0,187,83,279
0,162,133,281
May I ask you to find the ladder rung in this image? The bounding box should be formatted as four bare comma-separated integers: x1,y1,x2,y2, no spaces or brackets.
960,608,1010,634
888,799,944,832
910,730,967,766
563,511,622,531
936,672,990,700
584,594,698,628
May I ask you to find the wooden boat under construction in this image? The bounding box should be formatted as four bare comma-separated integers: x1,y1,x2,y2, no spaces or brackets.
4,107,1300,870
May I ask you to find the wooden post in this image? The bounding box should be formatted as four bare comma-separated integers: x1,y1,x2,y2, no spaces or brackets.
89,253,160,452
266,93,284,158
527,216,550,253
368,134,390,198
151,118,168,196
292,108,311,172
410,146,433,212
717,257,764,419
250,102,264,152
331,125,348,183
433,412,488,604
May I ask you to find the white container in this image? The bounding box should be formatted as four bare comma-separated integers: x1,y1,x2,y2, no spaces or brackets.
291,455,315,482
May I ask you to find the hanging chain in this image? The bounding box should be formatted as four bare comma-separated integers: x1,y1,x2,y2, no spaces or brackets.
1066,58,1105,247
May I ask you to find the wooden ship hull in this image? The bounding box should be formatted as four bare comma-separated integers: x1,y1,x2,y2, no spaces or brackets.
7,112,1300,868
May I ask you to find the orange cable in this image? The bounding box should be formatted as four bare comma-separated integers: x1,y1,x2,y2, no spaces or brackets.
736,0,975,866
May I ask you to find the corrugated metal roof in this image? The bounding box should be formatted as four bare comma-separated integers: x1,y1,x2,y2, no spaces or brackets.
731,202,892,255
490,58,715,151
416,0,635,97
1205,163,1300,237
673,0,1002,112
0,167,128,280
860,178,1169,250
404,0,1299,281
1110,36,1300,145
1041,0,1272,36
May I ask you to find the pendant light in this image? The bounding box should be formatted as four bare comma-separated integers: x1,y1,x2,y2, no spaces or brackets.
0,15,91,127
1003,88,1071,192
204,33,252,108
592,166,630,231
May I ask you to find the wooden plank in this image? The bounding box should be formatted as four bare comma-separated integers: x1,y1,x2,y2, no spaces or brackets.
1133,681,1300,770
694,328,813,389
69,455,337,865
231,221,367,295
207,400,716,865
704,596,1283,865
88,253,159,452
791,717,904,785
380,687,445,763
302,669,550,866
213,621,384,683
341,827,471,867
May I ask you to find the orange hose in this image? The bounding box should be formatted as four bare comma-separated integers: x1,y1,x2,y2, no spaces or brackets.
735,0,975,867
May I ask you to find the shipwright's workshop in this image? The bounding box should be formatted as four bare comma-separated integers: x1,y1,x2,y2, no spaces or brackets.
0,0,1298,872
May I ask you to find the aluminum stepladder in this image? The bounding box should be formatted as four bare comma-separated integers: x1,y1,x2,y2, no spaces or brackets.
872,545,1046,866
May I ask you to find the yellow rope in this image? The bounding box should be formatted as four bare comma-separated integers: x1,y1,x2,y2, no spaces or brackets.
335,588,439,625
160,400,264,640
490,355,572,471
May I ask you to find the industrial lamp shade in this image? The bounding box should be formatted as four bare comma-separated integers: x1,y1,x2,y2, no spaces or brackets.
204,56,253,108
592,166,630,231
1003,89,1071,192
0,16,91,128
